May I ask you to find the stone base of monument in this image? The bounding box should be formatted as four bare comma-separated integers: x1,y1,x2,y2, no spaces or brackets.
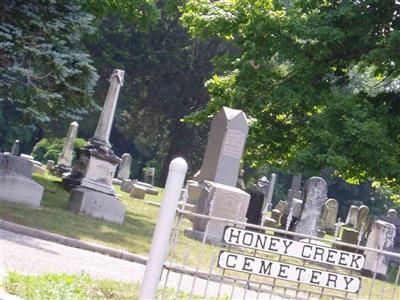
69,187,125,224
189,181,250,243
0,175,43,207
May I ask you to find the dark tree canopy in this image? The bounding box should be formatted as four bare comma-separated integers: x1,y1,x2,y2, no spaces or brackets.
181,0,400,191
0,0,98,149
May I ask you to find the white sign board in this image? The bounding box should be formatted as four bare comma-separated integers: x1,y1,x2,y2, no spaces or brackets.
223,226,365,270
218,251,361,293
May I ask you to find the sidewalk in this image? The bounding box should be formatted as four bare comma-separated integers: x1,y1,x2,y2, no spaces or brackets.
0,228,279,299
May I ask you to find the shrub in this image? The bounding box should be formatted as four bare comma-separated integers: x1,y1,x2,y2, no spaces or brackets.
32,137,87,163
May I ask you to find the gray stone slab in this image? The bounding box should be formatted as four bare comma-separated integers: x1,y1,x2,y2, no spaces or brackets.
69,188,125,224
0,154,33,178
0,175,43,207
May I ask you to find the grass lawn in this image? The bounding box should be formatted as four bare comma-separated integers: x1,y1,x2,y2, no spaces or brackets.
1,172,399,299
2,272,221,300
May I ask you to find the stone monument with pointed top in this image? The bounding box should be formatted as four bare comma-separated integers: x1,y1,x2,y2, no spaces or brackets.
52,121,79,176
63,69,125,224
197,106,249,186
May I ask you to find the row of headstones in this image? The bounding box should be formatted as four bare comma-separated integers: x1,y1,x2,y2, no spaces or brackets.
264,179,399,278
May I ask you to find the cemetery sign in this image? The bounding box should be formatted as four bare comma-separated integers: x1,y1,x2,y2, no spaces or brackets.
218,226,363,293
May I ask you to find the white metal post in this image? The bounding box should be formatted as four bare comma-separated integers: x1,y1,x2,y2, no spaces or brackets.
139,157,188,299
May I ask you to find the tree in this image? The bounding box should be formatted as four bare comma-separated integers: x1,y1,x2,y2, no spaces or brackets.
85,0,227,183
181,0,400,192
0,0,98,150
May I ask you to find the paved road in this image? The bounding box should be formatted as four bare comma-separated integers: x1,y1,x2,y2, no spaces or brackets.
0,229,285,299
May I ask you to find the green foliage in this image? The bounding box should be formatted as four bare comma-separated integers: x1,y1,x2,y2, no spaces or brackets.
31,137,87,163
83,0,160,30
0,0,98,148
85,0,222,182
181,0,400,190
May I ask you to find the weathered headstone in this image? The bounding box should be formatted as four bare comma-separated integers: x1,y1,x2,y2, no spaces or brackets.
52,121,78,176
362,220,396,279
375,214,400,260
0,153,43,207
286,174,302,210
345,205,359,227
355,205,369,231
197,107,248,187
186,181,250,244
130,184,147,200
10,140,20,156
46,160,55,171
337,227,359,252
387,208,398,218
264,173,276,213
320,198,339,234
144,167,155,186
117,153,132,180
63,69,125,224
295,177,327,237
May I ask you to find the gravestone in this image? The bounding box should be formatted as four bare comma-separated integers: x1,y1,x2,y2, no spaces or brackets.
46,160,55,171
355,205,369,231
295,177,327,237
286,174,302,211
264,173,276,213
246,176,270,227
186,181,250,244
121,179,133,193
346,205,359,227
337,227,359,252
52,121,78,176
197,107,248,187
320,198,339,234
376,213,400,262
130,184,146,200
0,153,43,207
387,208,398,218
63,69,125,224
117,153,132,180
10,140,20,156
144,167,155,186
362,220,396,279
